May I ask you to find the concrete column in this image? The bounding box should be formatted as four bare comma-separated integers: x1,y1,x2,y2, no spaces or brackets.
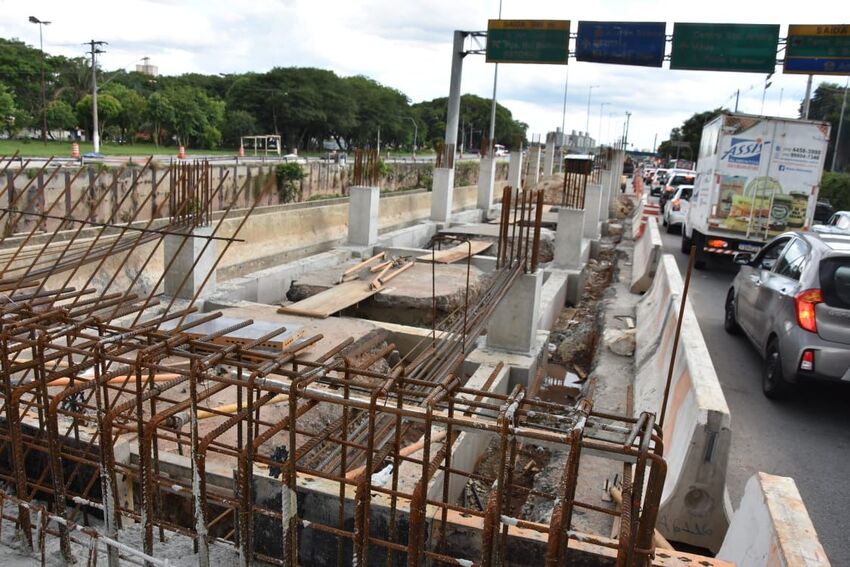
348,185,380,245
431,30,465,222
527,145,542,187
553,208,585,268
164,226,217,299
486,271,542,354
598,174,611,222
431,168,455,222
543,133,555,177
583,183,602,240
477,157,496,212
507,151,523,190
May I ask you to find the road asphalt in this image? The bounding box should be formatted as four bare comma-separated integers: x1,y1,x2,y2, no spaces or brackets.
659,227,850,565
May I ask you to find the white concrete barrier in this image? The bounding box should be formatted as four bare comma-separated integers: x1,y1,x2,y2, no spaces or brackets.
634,254,731,552
718,472,829,566
630,194,646,240
629,216,662,294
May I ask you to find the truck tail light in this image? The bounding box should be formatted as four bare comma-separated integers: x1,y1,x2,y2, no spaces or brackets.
795,289,823,333
799,350,815,372
707,239,728,248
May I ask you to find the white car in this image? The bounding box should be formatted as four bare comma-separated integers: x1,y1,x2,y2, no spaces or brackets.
813,211,850,234
662,185,693,233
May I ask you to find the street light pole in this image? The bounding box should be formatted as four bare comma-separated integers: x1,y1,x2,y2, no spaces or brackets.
85,39,108,154
486,0,503,156
401,116,418,159
623,111,632,151
586,85,599,138
598,102,609,147
29,16,51,145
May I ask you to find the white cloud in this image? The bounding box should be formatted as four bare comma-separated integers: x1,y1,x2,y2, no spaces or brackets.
0,0,841,151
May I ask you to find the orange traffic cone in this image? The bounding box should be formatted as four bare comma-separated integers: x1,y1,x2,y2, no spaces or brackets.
239,145,245,157
71,143,80,158
178,145,186,159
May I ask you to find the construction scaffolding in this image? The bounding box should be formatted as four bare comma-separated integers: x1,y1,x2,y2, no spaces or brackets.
0,154,668,566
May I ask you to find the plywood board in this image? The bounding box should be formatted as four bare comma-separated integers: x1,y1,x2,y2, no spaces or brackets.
417,240,493,264
277,280,381,319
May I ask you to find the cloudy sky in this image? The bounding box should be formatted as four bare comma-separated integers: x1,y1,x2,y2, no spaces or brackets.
1,0,845,151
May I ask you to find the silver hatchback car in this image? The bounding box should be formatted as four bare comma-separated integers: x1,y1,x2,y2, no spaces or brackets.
725,231,850,398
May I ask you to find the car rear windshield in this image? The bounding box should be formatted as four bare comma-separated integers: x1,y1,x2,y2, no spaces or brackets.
670,175,695,186
679,188,693,200
819,258,850,309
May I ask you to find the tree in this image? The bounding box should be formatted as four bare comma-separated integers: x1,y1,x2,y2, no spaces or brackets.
161,85,224,147
222,110,258,147
0,83,24,137
658,108,726,159
102,83,147,142
75,94,122,142
145,92,175,146
46,100,76,131
411,94,528,150
803,82,850,171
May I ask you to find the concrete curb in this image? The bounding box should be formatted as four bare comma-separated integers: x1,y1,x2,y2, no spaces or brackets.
634,254,731,552
718,472,830,566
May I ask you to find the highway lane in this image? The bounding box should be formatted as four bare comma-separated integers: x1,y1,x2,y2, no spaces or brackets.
659,227,850,565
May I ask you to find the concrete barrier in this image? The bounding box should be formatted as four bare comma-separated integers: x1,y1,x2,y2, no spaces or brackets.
717,472,829,566
630,195,646,240
629,216,662,294
634,254,731,552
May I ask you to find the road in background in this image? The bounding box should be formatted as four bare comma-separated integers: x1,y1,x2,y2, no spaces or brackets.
659,228,850,565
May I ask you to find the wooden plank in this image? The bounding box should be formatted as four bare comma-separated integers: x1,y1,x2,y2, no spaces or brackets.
277,281,382,319
417,240,493,264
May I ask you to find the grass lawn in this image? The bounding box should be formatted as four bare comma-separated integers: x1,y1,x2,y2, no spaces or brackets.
0,139,236,158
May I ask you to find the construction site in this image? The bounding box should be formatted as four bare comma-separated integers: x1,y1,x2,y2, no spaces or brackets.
0,140,827,567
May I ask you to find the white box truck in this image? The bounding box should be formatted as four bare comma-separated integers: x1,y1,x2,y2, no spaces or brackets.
682,113,831,268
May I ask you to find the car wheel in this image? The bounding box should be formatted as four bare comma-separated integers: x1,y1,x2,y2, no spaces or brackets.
666,220,675,234
763,339,791,399
724,290,741,335
662,215,668,227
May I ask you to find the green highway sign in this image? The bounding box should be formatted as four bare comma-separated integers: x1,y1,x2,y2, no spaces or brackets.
784,25,850,75
486,20,570,65
670,23,780,73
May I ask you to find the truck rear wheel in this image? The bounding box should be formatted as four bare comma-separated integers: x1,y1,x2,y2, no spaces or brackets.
692,231,707,270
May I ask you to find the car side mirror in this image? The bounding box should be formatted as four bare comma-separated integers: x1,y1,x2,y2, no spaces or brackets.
733,252,752,266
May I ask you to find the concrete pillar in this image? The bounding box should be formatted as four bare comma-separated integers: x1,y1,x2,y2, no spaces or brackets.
543,134,556,177
527,145,542,187
431,168,455,222
486,271,542,354
431,30,465,222
477,157,496,212
598,175,610,222
164,226,217,299
348,185,380,245
507,151,523,190
553,208,585,269
583,183,602,240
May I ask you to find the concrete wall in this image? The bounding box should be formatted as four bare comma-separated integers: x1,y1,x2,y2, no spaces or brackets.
718,473,830,566
634,254,732,552
630,216,662,294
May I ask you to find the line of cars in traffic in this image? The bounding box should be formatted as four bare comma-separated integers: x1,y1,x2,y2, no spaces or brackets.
638,162,850,401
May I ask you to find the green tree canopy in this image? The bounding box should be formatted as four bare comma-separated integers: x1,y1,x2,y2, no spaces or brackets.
803,82,850,172
657,108,726,160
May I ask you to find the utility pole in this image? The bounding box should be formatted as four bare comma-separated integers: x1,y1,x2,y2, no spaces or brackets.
85,39,107,154
832,77,849,172
486,0,503,155
652,133,658,153
623,111,632,151
734,89,740,112
802,74,814,119
29,16,51,145
598,102,609,148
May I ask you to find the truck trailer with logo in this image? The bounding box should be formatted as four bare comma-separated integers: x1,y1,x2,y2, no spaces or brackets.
682,112,831,269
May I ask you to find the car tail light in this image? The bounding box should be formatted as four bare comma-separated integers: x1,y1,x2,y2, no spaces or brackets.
799,349,815,372
795,289,823,333
672,199,681,211
707,239,728,248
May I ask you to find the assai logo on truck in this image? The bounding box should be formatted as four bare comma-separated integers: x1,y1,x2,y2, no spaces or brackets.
721,138,763,167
